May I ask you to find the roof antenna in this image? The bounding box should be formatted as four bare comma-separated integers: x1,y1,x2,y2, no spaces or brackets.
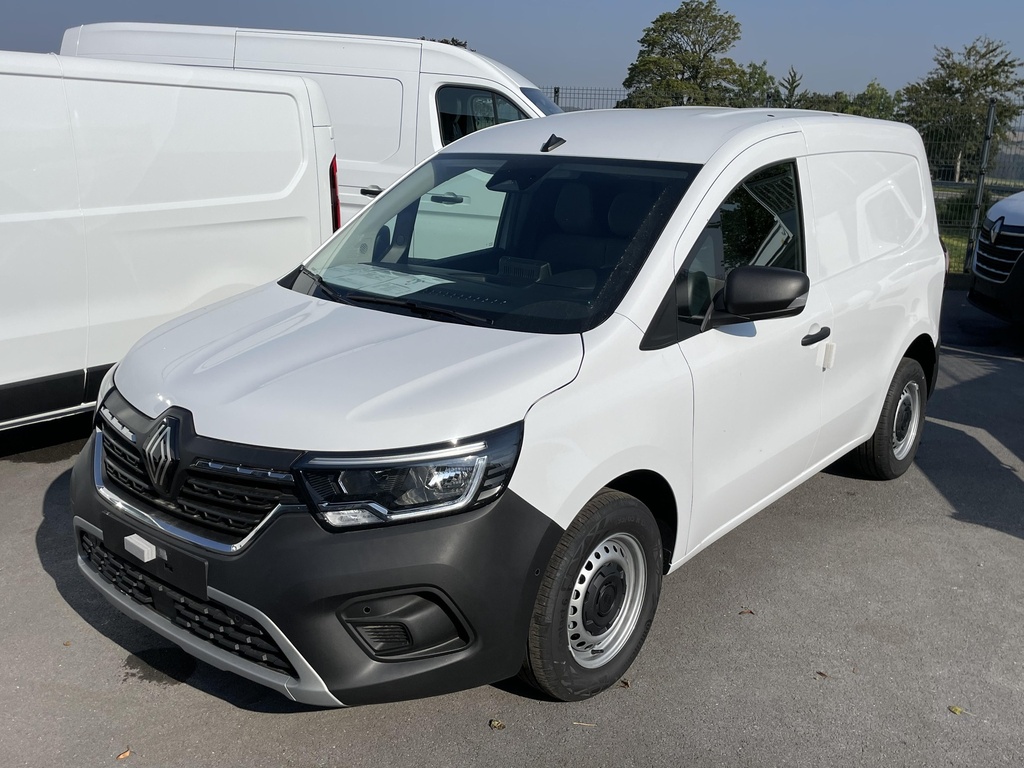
540,133,565,153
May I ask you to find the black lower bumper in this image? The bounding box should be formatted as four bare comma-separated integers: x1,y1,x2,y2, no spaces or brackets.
70,434,562,706
968,264,1024,325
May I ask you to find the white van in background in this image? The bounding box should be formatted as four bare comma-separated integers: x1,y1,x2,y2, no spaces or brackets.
60,23,561,222
0,51,338,431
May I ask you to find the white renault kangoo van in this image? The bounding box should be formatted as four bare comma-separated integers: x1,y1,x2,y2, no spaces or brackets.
72,108,945,707
61,23,560,221
0,52,337,431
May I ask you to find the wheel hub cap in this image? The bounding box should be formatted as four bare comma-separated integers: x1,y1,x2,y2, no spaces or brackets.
891,381,921,461
566,533,647,669
583,563,626,635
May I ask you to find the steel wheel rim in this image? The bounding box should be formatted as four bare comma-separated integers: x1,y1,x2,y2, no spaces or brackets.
892,380,921,461
566,532,647,669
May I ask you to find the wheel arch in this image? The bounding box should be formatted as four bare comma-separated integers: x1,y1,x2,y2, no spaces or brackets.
904,332,938,397
604,470,678,574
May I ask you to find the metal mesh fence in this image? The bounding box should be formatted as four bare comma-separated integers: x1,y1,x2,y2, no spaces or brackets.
542,87,1024,272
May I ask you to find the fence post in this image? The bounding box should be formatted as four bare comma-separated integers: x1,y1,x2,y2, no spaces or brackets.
965,98,997,273
553,87,560,107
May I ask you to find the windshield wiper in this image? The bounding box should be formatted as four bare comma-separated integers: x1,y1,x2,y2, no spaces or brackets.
299,265,353,305
344,293,493,326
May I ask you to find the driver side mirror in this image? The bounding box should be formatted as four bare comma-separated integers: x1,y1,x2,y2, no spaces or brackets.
701,266,809,332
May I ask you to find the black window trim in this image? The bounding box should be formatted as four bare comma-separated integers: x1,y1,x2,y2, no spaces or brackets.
641,159,806,351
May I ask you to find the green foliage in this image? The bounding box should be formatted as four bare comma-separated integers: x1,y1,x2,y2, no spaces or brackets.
935,187,994,230
850,80,899,119
899,36,1024,181
621,0,742,106
779,66,802,108
420,36,471,50
728,61,780,108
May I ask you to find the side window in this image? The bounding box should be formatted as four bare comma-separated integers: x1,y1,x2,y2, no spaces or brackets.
436,87,528,145
680,162,803,322
643,162,804,349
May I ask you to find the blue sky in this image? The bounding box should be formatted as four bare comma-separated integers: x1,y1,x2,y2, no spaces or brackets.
3,0,1023,94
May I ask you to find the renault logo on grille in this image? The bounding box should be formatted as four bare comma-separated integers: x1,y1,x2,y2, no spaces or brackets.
990,217,1004,245
143,417,180,495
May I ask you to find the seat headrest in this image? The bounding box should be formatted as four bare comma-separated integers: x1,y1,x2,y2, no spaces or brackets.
554,183,596,235
607,191,654,238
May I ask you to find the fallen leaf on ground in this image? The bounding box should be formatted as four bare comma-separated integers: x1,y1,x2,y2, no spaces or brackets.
815,671,829,679
739,609,755,615
618,679,631,688
116,748,131,760
573,722,597,727
488,719,505,731
948,705,972,716
62,641,72,647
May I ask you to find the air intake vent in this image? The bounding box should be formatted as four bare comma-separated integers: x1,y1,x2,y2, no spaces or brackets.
356,623,413,654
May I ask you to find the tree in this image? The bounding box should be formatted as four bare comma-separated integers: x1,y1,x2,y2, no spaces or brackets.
420,36,471,50
727,61,780,108
620,0,742,107
779,66,803,108
798,90,852,113
849,80,898,120
899,36,1024,182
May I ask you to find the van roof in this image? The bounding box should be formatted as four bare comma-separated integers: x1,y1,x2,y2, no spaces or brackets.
0,49,332,127
441,107,925,165
61,23,541,88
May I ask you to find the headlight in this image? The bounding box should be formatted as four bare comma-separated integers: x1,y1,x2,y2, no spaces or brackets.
94,364,118,415
297,423,522,529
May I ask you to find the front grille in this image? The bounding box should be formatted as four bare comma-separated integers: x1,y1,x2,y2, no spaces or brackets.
80,531,297,677
99,419,301,542
974,219,1024,283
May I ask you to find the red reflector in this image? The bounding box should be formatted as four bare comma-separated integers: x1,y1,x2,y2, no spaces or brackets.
329,155,341,232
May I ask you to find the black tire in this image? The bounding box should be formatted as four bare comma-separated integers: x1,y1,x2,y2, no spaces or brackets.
854,357,927,480
520,489,662,701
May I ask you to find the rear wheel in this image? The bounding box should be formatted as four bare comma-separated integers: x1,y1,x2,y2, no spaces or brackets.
520,489,662,701
854,357,927,480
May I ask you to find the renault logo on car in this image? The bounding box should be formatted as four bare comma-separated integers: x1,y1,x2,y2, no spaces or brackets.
990,216,1004,245
143,417,179,495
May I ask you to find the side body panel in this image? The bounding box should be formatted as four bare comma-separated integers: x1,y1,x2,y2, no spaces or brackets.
802,145,944,464
0,60,87,401
63,63,325,370
1,53,333,429
233,32,421,221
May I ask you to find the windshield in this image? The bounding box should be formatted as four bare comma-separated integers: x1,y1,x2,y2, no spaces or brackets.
521,87,563,116
301,153,698,334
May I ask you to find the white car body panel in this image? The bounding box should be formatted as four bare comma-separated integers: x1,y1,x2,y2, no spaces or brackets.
0,51,334,430
113,283,583,452
61,23,550,224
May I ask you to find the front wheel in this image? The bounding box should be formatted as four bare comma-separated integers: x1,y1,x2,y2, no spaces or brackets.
520,489,662,701
854,357,927,480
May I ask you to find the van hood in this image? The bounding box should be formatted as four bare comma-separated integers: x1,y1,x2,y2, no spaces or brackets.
988,190,1024,222
114,283,583,452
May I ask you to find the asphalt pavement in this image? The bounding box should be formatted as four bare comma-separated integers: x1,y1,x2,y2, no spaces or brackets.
1,289,1022,767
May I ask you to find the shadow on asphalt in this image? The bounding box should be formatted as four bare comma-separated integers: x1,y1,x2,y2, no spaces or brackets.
35,466,320,714
0,414,92,459
915,291,1024,540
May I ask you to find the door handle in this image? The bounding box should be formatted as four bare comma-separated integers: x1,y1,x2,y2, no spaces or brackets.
360,185,383,198
801,326,831,346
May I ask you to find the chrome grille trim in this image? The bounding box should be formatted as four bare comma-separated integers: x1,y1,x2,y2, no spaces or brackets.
974,223,1024,284
93,429,299,554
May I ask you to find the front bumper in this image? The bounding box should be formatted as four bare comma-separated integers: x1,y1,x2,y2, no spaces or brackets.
968,262,1024,325
70,433,562,706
